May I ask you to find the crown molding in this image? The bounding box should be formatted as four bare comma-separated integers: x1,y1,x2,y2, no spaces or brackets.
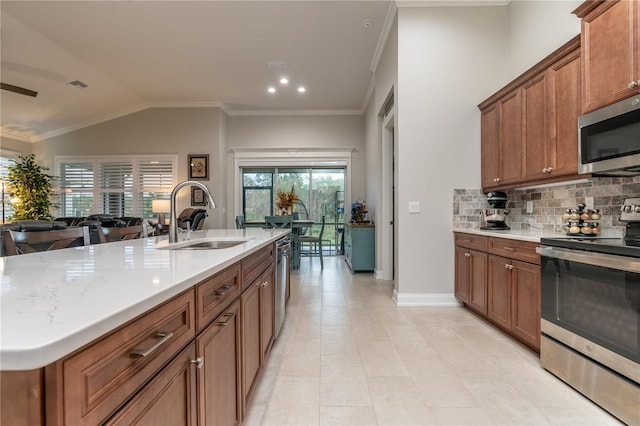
395,0,509,7
0,129,34,143
226,109,363,117
370,2,398,73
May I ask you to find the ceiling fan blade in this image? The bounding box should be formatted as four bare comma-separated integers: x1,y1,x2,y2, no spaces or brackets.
1,83,38,97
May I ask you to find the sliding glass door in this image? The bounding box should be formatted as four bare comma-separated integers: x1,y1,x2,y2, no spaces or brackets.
242,167,345,254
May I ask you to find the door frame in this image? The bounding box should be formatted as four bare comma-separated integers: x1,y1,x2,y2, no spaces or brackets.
380,108,395,281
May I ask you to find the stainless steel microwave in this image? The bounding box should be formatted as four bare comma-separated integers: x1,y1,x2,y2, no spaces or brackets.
578,95,640,175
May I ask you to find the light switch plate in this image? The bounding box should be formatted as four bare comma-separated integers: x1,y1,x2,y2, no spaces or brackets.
408,201,420,213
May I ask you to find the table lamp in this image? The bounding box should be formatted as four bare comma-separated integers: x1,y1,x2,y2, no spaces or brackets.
152,199,171,226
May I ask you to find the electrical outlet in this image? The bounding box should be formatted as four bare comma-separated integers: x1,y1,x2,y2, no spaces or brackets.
585,197,594,210
526,201,534,214
408,201,420,213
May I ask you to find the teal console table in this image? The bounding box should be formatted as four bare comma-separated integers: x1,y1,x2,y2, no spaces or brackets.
344,223,375,273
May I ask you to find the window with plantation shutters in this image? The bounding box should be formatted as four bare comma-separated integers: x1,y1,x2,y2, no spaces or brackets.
60,161,94,218
56,155,177,218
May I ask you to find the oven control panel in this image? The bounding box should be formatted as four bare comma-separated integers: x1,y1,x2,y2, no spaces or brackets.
620,197,640,222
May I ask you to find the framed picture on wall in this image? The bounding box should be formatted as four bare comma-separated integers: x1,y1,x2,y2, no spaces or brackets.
188,154,209,180
191,187,207,206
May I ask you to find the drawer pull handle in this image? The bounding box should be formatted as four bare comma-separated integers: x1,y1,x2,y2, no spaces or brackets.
261,280,269,287
464,252,471,258
130,331,174,358
190,356,204,369
503,246,515,251
216,312,236,327
214,284,233,296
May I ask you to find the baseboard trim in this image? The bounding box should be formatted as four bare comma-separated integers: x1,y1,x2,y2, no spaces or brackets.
392,290,461,307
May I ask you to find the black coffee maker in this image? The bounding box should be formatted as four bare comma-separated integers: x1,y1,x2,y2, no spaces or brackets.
480,191,510,230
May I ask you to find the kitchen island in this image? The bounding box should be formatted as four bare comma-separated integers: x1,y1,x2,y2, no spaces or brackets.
1,228,288,425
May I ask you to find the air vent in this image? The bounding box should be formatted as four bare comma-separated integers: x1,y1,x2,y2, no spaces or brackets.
266,60,287,69
66,80,88,89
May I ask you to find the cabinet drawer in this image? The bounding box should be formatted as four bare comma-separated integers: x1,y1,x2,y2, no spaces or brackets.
454,233,488,251
488,237,539,264
51,290,196,426
242,245,273,291
196,263,241,332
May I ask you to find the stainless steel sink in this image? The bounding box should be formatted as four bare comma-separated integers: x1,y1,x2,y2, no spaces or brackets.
173,240,246,250
156,237,253,250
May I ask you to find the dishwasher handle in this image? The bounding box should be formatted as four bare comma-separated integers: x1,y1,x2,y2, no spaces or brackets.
537,246,640,273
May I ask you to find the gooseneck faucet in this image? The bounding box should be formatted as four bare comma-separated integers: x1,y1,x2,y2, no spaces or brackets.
169,181,216,243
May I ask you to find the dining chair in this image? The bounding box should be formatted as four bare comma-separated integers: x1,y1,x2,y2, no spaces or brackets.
97,224,148,243
265,215,293,229
1,229,18,256
10,226,91,254
298,215,325,268
235,215,245,229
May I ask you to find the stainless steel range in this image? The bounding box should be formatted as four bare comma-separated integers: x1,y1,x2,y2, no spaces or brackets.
538,198,640,425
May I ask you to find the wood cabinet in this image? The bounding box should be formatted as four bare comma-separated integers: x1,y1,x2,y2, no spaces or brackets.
455,246,488,315
197,299,242,426
241,264,274,410
480,36,581,190
481,90,522,189
574,0,640,113
454,232,541,352
344,224,375,273
2,243,277,426
104,343,198,426
44,290,197,426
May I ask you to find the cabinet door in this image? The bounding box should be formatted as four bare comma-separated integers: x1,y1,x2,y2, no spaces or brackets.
260,265,275,360
454,246,470,303
241,281,261,408
548,48,581,178
511,260,541,351
104,344,198,426
467,250,488,315
197,300,242,426
488,255,512,330
481,102,501,189
580,0,639,112
522,73,549,182
499,90,522,187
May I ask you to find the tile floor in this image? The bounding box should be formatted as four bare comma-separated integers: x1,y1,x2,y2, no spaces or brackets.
244,256,622,425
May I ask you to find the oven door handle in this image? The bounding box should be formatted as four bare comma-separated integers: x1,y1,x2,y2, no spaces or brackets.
537,246,640,273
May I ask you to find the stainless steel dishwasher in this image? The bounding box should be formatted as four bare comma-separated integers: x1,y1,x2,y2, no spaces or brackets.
274,235,291,339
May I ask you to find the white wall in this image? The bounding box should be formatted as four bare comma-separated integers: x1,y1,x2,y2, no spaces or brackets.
395,6,508,302
226,114,366,225
31,107,225,227
0,136,32,156
386,1,582,304
507,0,582,80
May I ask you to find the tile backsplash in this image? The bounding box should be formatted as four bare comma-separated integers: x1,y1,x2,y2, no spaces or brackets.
454,176,640,236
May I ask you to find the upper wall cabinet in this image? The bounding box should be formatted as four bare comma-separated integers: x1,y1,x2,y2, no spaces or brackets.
574,0,640,113
479,36,581,191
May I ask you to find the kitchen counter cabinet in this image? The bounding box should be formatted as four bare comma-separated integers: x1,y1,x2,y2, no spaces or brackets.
197,299,242,426
241,264,274,411
0,230,284,426
454,232,541,352
575,0,639,113
344,224,375,273
104,343,198,426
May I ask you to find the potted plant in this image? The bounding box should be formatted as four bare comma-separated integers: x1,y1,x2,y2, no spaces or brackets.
276,188,298,216
6,154,56,220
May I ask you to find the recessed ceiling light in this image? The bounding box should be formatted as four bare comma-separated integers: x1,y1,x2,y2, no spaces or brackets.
297,86,306,93
280,78,289,85
268,87,276,94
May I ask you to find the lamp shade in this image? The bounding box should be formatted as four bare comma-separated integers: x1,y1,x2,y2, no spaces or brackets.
152,199,171,213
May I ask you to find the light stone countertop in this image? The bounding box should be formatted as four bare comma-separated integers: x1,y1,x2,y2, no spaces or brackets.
0,228,288,371
453,227,623,242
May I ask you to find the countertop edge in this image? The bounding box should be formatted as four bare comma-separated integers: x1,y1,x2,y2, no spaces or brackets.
0,230,287,371
453,228,558,243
